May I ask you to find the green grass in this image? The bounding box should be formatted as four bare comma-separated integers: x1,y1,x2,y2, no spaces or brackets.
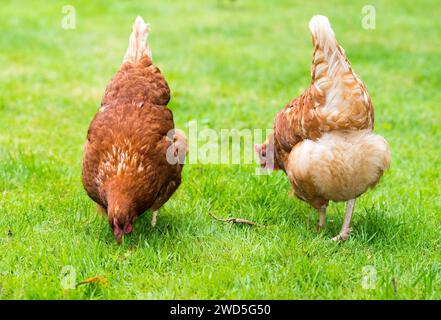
0,0,440,299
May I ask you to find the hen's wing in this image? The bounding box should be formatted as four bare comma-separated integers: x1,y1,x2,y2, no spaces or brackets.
151,130,187,211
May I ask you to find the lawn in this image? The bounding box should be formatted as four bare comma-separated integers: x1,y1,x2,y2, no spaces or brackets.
0,0,440,299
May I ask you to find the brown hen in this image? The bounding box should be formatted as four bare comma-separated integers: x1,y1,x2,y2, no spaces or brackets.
255,15,390,241
82,17,187,243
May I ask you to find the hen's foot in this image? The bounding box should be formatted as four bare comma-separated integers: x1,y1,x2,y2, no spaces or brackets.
151,210,159,227
332,199,356,241
332,227,353,241
96,204,106,215
317,221,326,232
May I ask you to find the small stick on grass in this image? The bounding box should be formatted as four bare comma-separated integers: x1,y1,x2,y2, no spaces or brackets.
209,212,260,226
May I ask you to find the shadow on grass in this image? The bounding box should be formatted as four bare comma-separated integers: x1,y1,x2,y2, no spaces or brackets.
275,197,426,247
101,208,193,248
326,204,430,246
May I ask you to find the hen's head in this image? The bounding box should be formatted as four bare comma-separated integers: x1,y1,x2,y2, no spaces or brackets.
107,196,137,243
254,132,279,170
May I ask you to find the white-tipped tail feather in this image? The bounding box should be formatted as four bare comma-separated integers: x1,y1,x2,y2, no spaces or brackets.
309,15,335,51
124,16,152,64
309,15,349,76
308,15,372,128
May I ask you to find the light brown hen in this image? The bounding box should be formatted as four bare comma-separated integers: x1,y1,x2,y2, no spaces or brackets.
82,17,187,243
255,15,390,241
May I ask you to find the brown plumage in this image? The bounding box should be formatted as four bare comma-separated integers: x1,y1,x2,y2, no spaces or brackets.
82,17,187,243
255,15,390,241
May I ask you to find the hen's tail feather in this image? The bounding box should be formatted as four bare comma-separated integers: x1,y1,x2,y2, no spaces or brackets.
307,15,373,128
309,15,351,90
123,16,152,64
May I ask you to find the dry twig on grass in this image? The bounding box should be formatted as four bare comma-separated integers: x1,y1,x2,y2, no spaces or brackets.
208,212,261,227
76,275,109,288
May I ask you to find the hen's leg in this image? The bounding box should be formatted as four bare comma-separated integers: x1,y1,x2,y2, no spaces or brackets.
317,206,327,232
96,204,106,215
332,199,356,241
151,210,159,227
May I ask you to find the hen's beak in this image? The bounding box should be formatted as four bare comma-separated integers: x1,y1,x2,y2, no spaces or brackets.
113,227,123,244
111,218,132,244
254,144,267,168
